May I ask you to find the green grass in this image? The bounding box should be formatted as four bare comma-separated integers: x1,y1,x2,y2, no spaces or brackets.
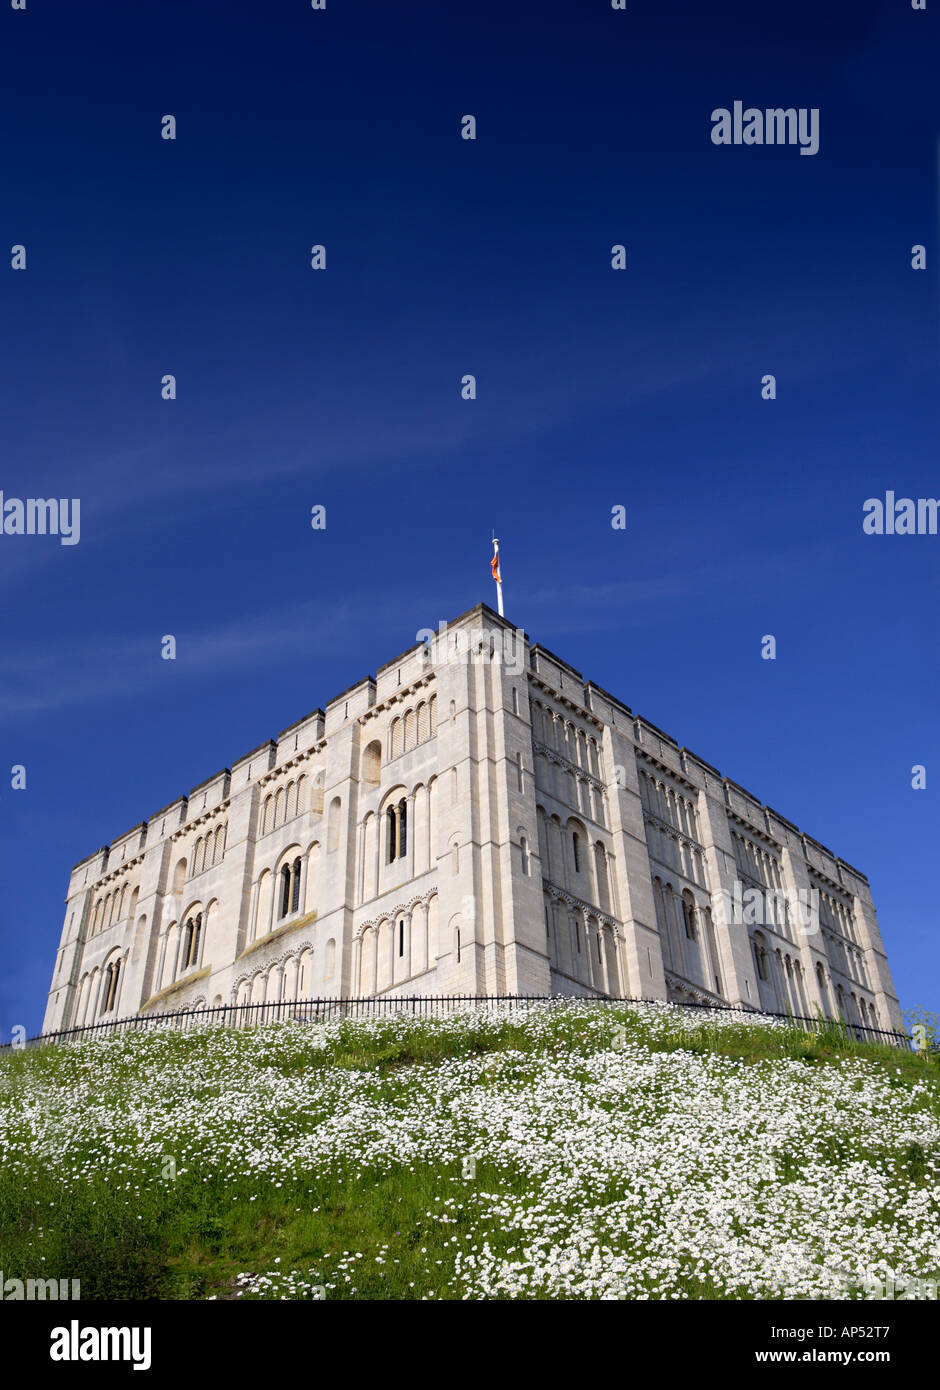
0,1005,934,1300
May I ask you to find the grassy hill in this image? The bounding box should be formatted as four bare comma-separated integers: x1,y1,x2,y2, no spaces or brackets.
0,1001,938,1300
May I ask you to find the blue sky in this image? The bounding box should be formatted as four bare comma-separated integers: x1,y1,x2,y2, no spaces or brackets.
1,0,937,1035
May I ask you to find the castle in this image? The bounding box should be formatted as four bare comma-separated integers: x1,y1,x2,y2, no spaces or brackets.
42,603,903,1034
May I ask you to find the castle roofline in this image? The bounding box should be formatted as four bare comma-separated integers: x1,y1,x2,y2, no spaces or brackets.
277,708,325,740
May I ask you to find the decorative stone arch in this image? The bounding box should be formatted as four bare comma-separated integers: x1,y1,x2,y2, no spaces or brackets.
680,888,698,941
274,844,303,922
517,825,531,876
296,945,314,997
594,841,611,912
327,796,342,853
448,912,465,964
98,948,124,1017
380,786,408,866
566,816,590,888
179,900,206,974
362,739,382,785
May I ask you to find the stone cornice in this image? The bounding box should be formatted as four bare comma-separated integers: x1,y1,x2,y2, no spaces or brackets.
140,965,210,1012
360,672,436,723
257,750,319,790
236,911,317,961
643,811,705,855
354,887,438,938
171,803,231,841
542,880,621,936
526,674,602,729
532,740,605,792
636,749,697,795
663,970,726,1007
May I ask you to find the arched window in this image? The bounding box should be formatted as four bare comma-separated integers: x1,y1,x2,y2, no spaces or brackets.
279,864,292,918
404,709,416,751
682,892,697,940
362,740,382,784
390,718,402,759
750,934,767,978
398,920,405,957
100,959,121,1015
183,913,202,971
291,856,301,913
594,842,611,912
385,799,407,863
572,832,581,874
588,740,600,777
262,796,273,834
173,859,187,895
428,695,436,732
327,796,341,853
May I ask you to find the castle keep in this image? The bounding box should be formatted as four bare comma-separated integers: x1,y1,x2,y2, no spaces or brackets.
43,604,903,1034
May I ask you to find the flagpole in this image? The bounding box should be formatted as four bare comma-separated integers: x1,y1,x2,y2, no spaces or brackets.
492,535,504,617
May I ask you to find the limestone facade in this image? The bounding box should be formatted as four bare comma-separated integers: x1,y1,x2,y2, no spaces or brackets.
42,604,903,1034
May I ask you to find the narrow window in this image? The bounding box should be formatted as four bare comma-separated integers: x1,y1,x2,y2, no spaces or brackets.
399,920,404,957
291,857,301,912
511,687,518,715
190,913,202,965
572,833,581,873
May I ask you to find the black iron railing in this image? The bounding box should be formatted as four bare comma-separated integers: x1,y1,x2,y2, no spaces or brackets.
2,993,913,1052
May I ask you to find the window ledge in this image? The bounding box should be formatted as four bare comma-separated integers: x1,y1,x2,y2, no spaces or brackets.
236,911,318,961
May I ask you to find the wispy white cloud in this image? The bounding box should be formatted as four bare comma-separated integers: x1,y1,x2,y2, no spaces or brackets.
0,598,369,721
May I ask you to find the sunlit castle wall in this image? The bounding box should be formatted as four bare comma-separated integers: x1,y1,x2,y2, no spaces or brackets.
43,605,903,1035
